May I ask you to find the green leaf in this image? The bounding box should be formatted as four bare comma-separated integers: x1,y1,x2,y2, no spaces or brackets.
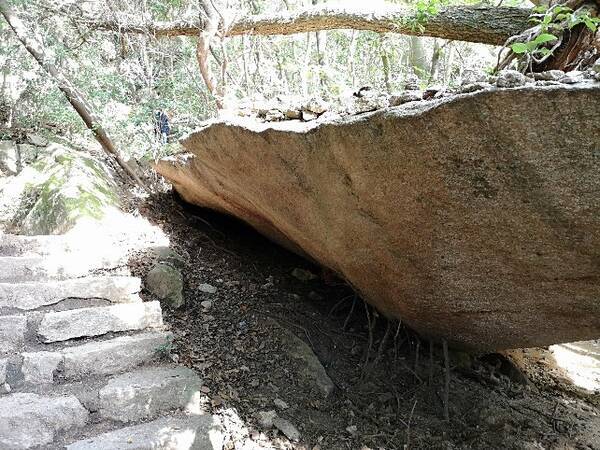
537,47,552,56
584,17,598,32
533,33,558,45
554,6,573,14
511,43,529,54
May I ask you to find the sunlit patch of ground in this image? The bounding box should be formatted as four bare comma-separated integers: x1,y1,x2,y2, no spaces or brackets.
550,341,600,393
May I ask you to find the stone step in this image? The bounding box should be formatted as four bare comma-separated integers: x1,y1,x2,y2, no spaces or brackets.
0,233,68,257
21,331,173,384
0,357,9,394
0,276,141,312
0,314,27,354
0,392,89,449
65,414,223,450
0,254,127,282
97,366,203,423
38,301,163,343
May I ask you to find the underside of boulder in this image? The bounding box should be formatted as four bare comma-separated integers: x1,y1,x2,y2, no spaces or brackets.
157,84,600,351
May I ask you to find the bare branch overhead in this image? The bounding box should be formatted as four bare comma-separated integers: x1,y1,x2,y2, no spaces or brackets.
82,5,532,46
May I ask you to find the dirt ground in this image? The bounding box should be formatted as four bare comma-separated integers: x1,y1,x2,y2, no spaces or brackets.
131,190,600,450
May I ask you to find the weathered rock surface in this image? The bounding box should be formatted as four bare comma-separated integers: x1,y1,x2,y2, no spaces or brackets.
145,263,184,309
37,302,163,343
0,357,9,393
66,415,224,450
0,140,19,175
21,351,62,384
157,83,600,350
61,331,171,380
20,332,172,384
278,325,335,398
0,314,27,353
0,393,88,449
98,366,202,422
0,276,141,310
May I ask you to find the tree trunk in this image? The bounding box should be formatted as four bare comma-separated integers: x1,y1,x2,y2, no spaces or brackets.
379,34,392,94
409,36,428,79
196,0,223,109
429,39,443,83
0,0,146,189
84,5,531,47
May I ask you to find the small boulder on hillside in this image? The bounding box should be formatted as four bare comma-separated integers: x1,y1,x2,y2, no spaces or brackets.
277,325,334,398
26,133,48,147
145,263,184,309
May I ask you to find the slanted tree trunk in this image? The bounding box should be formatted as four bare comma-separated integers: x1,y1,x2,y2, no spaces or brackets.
197,0,223,109
0,0,146,189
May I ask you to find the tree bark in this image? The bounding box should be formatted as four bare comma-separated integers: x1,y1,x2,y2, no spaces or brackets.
197,0,223,109
0,0,146,189
84,5,531,47
379,34,392,94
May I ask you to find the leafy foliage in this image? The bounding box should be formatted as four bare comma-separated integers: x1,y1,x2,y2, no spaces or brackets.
510,5,600,59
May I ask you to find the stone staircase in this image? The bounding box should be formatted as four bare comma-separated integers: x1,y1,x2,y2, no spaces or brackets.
0,233,223,450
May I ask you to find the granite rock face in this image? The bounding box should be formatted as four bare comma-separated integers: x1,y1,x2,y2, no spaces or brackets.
157,84,600,350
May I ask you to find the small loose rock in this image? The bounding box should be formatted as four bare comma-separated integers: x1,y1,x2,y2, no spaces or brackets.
389,90,422,106
274,398,289,410
291,268,318,282
459,82,493,94
201,300,212,309
560,71,585,84
198,283,218,294
496,70,528,88
534,70,565,81
257,410,277,428
273,416,301,441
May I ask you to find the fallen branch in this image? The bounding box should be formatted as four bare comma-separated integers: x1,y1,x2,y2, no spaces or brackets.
81,5,532,46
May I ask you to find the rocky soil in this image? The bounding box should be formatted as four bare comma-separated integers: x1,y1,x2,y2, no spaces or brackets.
131,191,600,450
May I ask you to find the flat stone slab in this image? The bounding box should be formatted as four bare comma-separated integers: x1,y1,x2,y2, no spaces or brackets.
0,256,53,282
66,414,223,450
0,276,141,311
0,315,27,354
0,393,88,449
0,233,67,257
20,332,172,384
38,301,163,343
61,331,173,380
98,366,203,422
0,253,125,282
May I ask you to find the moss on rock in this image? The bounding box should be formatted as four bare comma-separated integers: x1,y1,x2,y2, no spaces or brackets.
1,141,121,235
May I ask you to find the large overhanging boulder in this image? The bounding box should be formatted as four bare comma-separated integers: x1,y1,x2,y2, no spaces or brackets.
157,83,600,350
